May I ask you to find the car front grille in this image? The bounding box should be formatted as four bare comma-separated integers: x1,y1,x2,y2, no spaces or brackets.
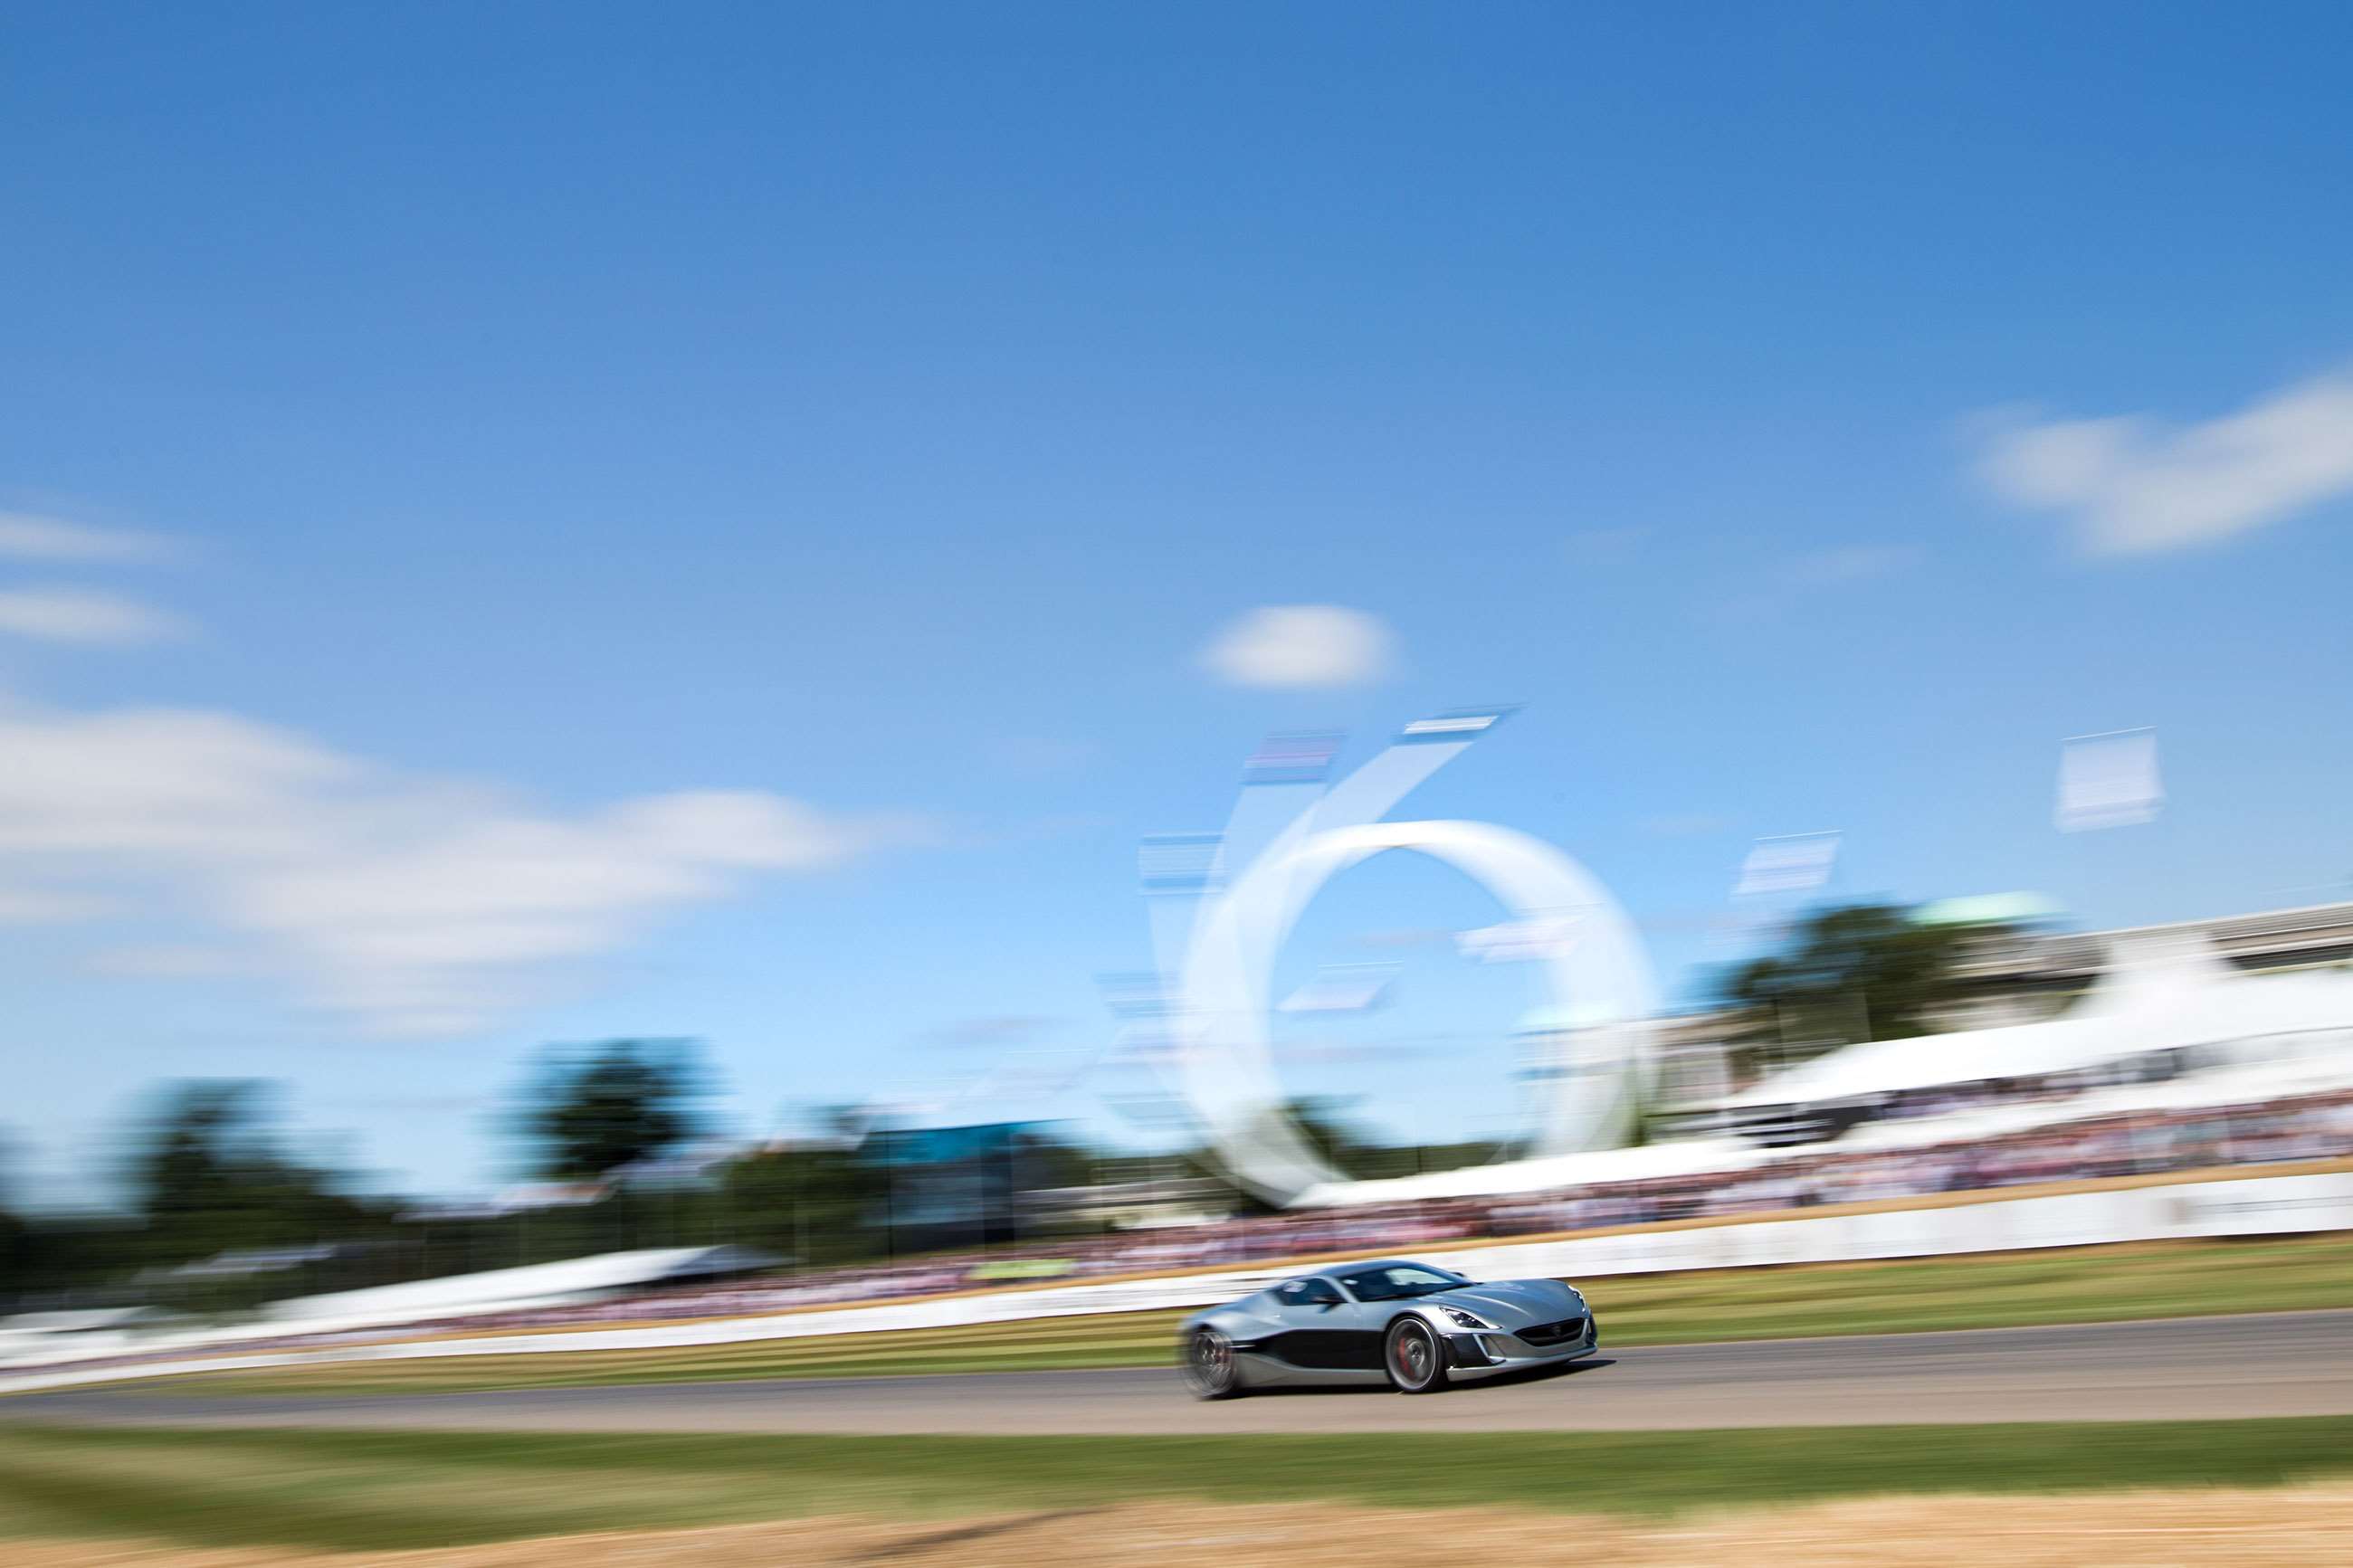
1516,1314,1587,1346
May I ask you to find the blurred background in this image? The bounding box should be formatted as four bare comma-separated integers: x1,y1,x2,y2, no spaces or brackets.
3,3,2352,1563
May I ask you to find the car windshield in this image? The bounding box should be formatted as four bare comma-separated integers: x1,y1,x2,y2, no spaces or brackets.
1336,1264,1466,1302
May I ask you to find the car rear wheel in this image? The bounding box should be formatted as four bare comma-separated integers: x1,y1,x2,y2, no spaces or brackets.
1385,1317,1450,1393
1182,1327,1243,1400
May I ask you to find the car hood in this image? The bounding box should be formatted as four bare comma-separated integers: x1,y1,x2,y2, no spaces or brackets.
1423,1279,1581,1328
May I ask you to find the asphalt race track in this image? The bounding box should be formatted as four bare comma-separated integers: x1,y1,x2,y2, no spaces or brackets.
9,1311,2353,1435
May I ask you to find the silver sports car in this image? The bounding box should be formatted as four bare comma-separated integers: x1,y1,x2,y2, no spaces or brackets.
1178,1258,1598,1397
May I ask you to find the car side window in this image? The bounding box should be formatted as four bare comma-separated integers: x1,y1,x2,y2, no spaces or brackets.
1277,1277,1344,1307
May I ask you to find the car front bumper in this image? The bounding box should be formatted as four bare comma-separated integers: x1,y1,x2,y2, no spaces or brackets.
1444,1313,1599,1379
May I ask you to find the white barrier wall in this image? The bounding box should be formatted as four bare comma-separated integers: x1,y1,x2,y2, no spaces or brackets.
5,1170,2348,1396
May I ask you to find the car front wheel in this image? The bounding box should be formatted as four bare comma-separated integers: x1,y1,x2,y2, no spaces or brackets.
1385,1317,1450,1393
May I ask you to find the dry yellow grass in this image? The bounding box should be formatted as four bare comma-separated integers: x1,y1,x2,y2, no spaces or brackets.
13,1486,2353,1567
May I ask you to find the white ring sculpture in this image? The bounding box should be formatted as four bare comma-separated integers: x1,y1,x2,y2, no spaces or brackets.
1174,818,1657,1202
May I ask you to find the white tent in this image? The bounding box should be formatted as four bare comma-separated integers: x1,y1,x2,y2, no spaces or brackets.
1718,933,2353,1110
1292,933,2353,1208
262,1244,780,1328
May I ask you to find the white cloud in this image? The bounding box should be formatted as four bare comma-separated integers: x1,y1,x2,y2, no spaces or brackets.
0,697,929,1036
0,511,174,565
0,886,117,923
82,944,244,979
1199,604,1395,689
0,587,185,645
1975,372,2353,556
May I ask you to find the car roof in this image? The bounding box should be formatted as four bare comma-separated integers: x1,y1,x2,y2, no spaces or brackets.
1323,1258,1450,1277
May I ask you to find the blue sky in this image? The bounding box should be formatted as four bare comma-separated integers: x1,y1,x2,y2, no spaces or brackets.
4,3,2351,1203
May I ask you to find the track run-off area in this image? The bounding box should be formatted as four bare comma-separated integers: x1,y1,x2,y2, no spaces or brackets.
9,1309,2351,1436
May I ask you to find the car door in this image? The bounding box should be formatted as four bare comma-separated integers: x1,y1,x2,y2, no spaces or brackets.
1266,1275,1379,1370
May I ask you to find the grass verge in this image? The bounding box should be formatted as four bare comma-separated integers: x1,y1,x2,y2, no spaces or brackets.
3,1417,2352,1552
90,1231,2353,1396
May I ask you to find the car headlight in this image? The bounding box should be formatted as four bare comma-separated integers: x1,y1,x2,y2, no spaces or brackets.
1438,1307,1493,1330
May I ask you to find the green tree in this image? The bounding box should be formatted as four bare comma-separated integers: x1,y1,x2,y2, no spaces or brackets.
119,1081,387,1307
1228,1097,1507,1189
0,1202,26,1305
1281,1095,1377,1174
520,1040,705,1182
719,1140,880,1265
1719,902,2001,1064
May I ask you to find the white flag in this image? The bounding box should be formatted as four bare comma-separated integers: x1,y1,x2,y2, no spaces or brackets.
1276,964,1397,1014
1733,832,1841,897
2056,730,2161,832
1456,915,1584,963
